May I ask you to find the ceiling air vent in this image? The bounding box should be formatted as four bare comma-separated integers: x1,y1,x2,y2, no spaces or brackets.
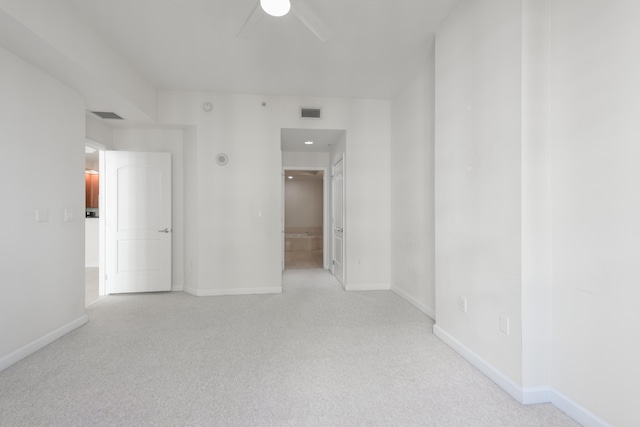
300,107,322,119
91,111,124,120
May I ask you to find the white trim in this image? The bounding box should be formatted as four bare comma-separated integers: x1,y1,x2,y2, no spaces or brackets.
433,324,612,427
0,315,88,372
85,138,107,151
433,324,523,402
391,285,435,320
551,390,612,427
183,286,198,296
345,283,390,291
183,287,282,297
521,386,553,404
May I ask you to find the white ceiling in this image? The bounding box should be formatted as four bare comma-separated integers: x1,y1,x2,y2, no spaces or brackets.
67,0,461,99
281,128,344,152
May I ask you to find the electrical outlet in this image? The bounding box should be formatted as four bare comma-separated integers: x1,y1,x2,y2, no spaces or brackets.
500,315,510,335
459,296,468,313
64,209,74,222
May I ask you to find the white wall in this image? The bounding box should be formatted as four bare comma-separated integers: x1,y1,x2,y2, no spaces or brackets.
549,1,640,425
284,179,323,229
390,56,436,319
86,114,113,147
159,92,390,294
434,0,639,424
0,0,158,123
0,45,87,370
282,151,330,169
182,126,199,291
111,128,186,291
435,0,524,384
521,0,552,395
85,218,99,267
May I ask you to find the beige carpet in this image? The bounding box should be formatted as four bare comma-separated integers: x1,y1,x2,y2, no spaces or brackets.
0,269,579,426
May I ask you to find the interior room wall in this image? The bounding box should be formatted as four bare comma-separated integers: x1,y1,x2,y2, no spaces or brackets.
159,92,390,294
434,0,524,385
284,179,323,231
182,126,199,291
0,45,87,370
0,0,158,123
111,128,186,291
85,218,99,267
282,151,330,169
86,114,113,147
548,1,640,425
390,55,436,319
520,0,552,397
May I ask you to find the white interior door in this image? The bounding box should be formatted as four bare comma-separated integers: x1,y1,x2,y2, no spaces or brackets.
332,157,345,284
105,151,172,293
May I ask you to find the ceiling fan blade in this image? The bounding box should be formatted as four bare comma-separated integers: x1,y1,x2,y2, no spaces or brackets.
237,0,263,39
292,0,332,42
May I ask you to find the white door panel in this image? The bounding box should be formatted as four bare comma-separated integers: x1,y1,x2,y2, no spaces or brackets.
106,151,172,293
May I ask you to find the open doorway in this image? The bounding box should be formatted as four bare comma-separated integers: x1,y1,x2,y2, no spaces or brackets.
283,169,325,269
281,128,346,282
84,143,104,306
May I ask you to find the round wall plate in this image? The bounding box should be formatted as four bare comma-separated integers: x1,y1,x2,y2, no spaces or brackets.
202,102,213,112
215,153,229,166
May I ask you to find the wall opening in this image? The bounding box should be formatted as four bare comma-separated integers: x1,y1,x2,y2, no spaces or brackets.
283,170,324,269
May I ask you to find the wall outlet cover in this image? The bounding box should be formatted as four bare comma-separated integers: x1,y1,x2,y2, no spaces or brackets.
459,296,468,313
500,315,510,335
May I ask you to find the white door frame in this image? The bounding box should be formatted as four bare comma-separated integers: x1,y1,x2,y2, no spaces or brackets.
331,155,345,285
84,139,107,298
282,166,330,270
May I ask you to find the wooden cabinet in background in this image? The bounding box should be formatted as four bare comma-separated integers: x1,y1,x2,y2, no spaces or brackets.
85,172,99,208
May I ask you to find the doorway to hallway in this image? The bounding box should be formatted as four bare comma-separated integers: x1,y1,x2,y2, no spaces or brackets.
85,143,102,306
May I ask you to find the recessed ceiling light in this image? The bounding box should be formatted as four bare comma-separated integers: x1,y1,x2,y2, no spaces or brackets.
288,176,293,179
305,141,314,145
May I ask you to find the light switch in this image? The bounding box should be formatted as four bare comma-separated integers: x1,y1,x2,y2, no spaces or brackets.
64,209,74,222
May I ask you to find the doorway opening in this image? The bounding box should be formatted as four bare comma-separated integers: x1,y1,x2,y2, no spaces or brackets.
281,127,346,284
283,169,326,270
84,142,105,306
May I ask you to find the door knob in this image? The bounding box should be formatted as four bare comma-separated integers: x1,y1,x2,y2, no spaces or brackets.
158,228,171,233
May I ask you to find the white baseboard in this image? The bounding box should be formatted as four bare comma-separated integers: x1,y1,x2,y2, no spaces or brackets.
521,386,553,404
433,324,611,427
433,324,523,401
551,389,612,427
344,283,390,291
0,314,88,372
183,286,282,296
391,285,435,320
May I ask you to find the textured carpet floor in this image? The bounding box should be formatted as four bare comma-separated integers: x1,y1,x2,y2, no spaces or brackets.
0,269,579,426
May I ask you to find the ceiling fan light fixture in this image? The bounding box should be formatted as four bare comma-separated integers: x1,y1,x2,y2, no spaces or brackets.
260,0,291,17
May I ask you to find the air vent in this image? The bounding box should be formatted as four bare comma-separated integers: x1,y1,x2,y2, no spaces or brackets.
91,111,124,120
300,107,322,119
